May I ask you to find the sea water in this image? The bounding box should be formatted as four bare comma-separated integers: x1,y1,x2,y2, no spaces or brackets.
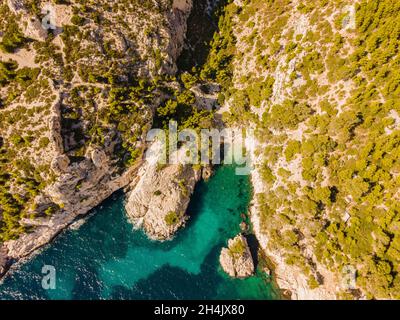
0,166,277,300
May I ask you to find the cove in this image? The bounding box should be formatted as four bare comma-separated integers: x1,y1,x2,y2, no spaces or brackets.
0,165,278,300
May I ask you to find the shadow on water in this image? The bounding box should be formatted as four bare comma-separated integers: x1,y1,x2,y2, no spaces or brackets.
184,174,210,223
109,245,223,300
244,234,260,269
177,0,229,72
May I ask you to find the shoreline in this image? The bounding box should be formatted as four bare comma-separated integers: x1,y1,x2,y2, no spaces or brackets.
0,129,329,300
0,146,289,301
245,131,337,300
0,162,142,282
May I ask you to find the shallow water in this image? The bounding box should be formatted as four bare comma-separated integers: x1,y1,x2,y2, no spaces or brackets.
0,166,277,300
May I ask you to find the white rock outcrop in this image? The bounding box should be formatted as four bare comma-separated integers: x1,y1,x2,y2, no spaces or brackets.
125,162,201,240
220,234,255,278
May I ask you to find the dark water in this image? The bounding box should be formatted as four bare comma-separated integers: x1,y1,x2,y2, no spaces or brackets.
0,166,277,300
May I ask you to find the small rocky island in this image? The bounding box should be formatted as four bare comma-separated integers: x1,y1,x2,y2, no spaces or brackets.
125,162,201,241
220,234,255,278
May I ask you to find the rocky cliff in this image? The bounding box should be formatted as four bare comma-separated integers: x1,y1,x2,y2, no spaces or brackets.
212,0,400,299
0,0,193,279
3,0,399,301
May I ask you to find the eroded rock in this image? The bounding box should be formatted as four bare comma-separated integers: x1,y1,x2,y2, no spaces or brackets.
7,0,26,14
87,147,107,168
125,162,201,240
25,17,48,41
0,0,195,282
51,154,70,174
220,234,255,278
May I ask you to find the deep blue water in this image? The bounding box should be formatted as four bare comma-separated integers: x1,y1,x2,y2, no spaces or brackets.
0,166,277,300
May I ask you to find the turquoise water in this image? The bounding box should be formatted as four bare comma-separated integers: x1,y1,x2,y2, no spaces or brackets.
0,166,277,300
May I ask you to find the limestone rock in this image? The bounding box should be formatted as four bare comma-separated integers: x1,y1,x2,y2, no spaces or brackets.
220,234,255,278
163,0,193,74
202,165,213,181
125,162,201,241
25,17,48,41
240,221,248,232
0,246,8,277
87,148,107,168
7,0,26,14
173,0,191,11
263,266,272,276
0,0,195,282
233,0,244,7
51,154,70,174
7,0,48,41
113,32,128,52
49,100,64,154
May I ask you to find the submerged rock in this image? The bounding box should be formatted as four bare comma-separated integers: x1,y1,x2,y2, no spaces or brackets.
220,234,255,278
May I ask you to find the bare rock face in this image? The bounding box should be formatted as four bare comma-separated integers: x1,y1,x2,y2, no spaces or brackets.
51,155,70,174
173,0,191,11
164,0,193,74
7,1,48,41
125,161,201,241
7,0,26,14
233,0,245,7
202,165,213,181
113,32,128,53
3,158,138,260
0,246,8,277
87,147,107,168
220,235,255,278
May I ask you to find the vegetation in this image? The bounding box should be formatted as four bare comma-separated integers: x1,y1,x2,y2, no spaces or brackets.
2,0,400,300
207,0,400,299
0,5,26,53
165,211,180,226
229,237,246,256
0,0,189,243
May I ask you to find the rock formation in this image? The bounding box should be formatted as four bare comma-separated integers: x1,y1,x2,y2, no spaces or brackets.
0,0,194,280
125,159,201,240
220,234,255,278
